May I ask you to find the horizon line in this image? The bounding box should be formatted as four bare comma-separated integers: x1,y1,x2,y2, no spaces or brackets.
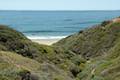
0,9,120,11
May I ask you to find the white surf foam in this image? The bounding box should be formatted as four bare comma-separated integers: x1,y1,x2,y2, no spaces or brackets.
27,36,67,40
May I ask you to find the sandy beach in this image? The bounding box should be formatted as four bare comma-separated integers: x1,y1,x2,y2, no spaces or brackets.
31,39,61,45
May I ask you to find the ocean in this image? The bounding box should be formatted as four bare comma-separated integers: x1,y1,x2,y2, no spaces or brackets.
0,11,120,39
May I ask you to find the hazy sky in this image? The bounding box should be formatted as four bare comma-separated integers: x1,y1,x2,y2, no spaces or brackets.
0,0,120,10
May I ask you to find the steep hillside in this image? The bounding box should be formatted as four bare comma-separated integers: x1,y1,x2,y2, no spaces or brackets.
54,17,120,80
77,37,120,80
0,25,81,80
0,51,74,80
0,25,41,58
0,25,59,61
54,20,120,59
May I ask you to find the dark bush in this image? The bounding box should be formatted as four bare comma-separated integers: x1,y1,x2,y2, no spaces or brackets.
101,20,111,26
79,30,84,34
70,66,81,77
19,70,39,80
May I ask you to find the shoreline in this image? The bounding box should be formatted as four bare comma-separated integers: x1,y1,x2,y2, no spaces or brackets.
31,38,61,45
27,36,66,45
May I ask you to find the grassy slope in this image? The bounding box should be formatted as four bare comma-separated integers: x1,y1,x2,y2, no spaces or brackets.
77,38,120,80
0,25,75,80
0,25,39,58
54,20,120,80
54,22,120,59
0,51,40,80
79,22,120,80
0,51,74,80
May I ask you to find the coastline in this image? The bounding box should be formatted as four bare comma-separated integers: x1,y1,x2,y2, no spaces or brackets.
27,36,66,45
31,38,61,45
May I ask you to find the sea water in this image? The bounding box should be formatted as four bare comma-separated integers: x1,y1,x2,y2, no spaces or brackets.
0,11,120,39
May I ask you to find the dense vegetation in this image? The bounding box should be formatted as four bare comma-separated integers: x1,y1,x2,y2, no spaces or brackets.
0,17,120,80
0,25,75,80
54,18,120,80
54,21,120,59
